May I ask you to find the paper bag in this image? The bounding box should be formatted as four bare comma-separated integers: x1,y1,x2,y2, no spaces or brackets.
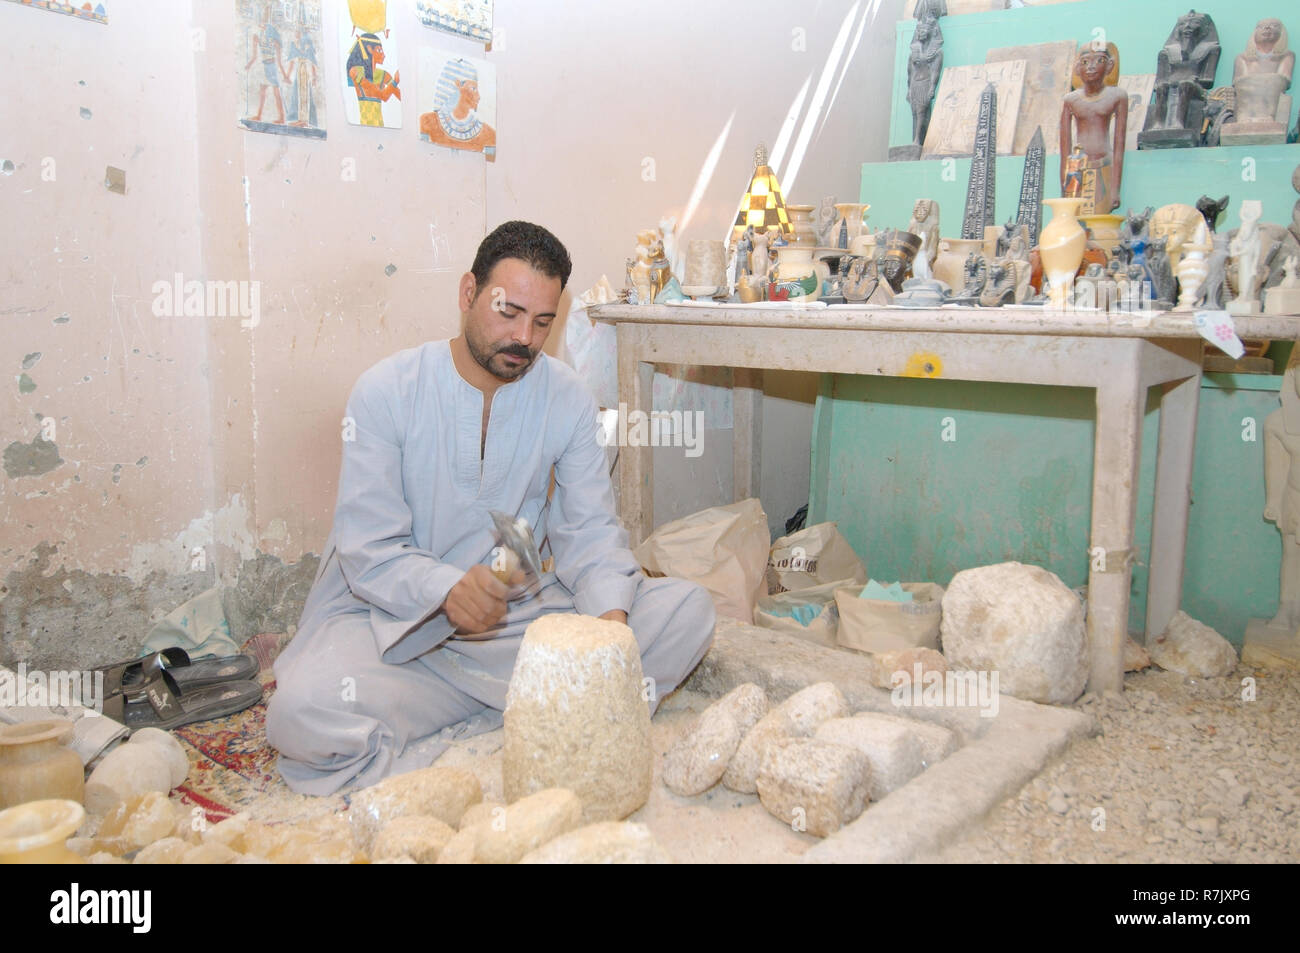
755,578,858,648
634,498,770,622
834,582,945,654
767,522,867,594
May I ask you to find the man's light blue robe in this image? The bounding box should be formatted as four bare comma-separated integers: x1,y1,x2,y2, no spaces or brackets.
266,340,715,795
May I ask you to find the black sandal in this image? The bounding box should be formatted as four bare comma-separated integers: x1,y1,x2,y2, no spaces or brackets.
100,664,263,731
99,649,259,695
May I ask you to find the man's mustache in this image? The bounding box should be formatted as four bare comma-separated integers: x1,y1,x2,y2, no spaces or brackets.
497,344,533,360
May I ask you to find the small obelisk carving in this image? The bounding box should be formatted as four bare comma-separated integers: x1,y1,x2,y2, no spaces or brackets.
961,83,997,241
1017,125,1045,243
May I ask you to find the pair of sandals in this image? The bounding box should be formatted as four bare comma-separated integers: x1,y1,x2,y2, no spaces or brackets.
98,648,263,731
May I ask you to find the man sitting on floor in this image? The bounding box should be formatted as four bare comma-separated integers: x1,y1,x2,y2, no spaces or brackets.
267,220,716,795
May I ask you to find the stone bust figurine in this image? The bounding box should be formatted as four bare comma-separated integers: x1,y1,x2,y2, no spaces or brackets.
1222,18,1293,143
907,199,940,268
1060,42,1128,214
1139,9,1221,148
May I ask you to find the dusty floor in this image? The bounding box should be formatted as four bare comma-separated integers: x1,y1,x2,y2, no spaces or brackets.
917,665,1300,863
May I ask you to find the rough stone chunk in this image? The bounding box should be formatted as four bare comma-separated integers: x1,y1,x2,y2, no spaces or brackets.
347,766,483,849
458,800,504,832
941,562,1088,705
714,683,770,735
723,708,794,794
202,812,268,853
120,790,182,848
870,647,949,690
756,737,871,837
88,851,127,864
1124,637,1153,672
134,836,190,864
503,614,653,823
855,712,957,770
181,842,240,864
84,743,173,815
816,715,925,800
475,788,584,864
127,727,190,788
372,815,456,864
259,814,362,864
1148,611,1238,677
519,822,673,864
662,707,741,796
779,682,849,736
435,826,481,865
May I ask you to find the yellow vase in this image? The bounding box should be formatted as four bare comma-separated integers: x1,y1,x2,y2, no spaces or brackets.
1040,198,1087,308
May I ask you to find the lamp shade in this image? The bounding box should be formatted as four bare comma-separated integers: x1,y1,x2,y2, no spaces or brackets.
733,144,792,238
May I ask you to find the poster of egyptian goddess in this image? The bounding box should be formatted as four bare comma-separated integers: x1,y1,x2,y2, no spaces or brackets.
340,0,402,128
237,0,326,139
418,48,496,161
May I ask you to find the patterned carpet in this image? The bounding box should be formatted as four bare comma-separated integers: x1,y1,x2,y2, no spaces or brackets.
171,634,346,825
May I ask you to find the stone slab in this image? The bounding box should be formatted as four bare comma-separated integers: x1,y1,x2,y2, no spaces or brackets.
923,60,1026,157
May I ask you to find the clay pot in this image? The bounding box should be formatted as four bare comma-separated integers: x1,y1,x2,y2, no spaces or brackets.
1040,198,1087,308
0,798,85,863
772,247,828,301
0,720,84,810
934,238,983,290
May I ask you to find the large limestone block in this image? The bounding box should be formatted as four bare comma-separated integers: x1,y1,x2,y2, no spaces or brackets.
519,822,673,864
1149,611,1238,677
503,614,653,823
347,766,482,849
816,715,925,800
855,712,957,769
941,562,1088,705
663,683,769,796
663,709,740,797
475,788,584,864
372,815,456,864
779,682,849,736
723,708,794,794
756,737,871,837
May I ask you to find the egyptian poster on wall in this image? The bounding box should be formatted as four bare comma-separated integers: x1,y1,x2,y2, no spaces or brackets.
418,48,496,161
415,0,492,44
237,0,326,139
922,60,1026,157
2,1,107,24
341,0,402,128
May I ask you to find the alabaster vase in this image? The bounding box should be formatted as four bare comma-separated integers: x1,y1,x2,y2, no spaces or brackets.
0,719,84,810
1040,198,1088,308
831,203,871,250
772,247,826,301
0,798,85,864
785,205,819,248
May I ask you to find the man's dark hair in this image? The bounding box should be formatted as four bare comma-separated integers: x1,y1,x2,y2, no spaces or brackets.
470,221,572,292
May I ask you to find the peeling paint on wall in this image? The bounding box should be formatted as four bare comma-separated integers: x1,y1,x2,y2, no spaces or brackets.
127,493,259,584
3,437,63,478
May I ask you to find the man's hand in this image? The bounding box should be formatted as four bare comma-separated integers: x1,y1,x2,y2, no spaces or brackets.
444,565,520,635
599,609,628,625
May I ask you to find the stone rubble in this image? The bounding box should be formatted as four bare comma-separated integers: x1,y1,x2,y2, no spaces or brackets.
519,821,673,864
1148,611,1239,678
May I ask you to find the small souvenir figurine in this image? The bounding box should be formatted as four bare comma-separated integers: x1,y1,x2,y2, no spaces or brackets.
1060,41,1128,214
1227,199,1265,314
1221,18,1294,145
1138,10,1222,149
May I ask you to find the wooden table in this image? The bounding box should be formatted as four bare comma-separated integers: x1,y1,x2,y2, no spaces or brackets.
589,302,1300,693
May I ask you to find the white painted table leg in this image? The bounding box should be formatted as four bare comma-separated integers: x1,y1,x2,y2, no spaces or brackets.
1145,349,1202,642
617,324,654,549
733,368,763,503
1087,349,1146,693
